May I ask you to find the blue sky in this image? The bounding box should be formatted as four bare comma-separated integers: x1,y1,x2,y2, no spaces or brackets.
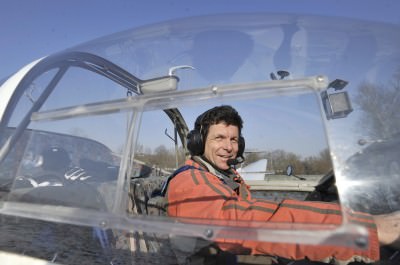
1,0,400,79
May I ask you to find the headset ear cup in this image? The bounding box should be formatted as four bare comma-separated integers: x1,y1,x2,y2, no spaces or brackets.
187,130,204,156
238,136,245,158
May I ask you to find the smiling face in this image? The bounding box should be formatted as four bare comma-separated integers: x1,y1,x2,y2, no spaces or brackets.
203,122,239,170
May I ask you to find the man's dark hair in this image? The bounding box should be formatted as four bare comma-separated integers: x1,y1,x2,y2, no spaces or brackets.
195,105,243,140
187,105,245,157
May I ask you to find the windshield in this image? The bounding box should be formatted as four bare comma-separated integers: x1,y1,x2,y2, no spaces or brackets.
0,13,399,265
71,13,400,215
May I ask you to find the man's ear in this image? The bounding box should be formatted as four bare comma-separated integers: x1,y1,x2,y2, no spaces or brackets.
237,136,245,158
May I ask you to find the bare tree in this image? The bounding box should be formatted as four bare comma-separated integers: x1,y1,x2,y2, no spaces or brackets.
243,152,263,165
265,149,304,174
303,148,332,174
354,69,400,138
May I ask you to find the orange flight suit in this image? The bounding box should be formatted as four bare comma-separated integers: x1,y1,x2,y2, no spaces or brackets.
166,158,379,264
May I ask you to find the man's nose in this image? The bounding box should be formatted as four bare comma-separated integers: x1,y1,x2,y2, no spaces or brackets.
223,139,233,151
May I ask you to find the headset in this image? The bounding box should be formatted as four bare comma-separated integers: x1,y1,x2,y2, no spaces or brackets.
186,106,245,163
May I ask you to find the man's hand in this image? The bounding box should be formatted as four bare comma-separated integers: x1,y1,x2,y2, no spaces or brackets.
373,211,400,248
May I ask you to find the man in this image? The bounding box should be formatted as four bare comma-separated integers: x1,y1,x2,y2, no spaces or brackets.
165,105,400,264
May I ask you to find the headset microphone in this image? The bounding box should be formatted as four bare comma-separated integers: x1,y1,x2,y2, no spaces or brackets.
227,156,244,167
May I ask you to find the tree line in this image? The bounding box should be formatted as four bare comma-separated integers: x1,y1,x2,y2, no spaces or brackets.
136,145,332,175
242,148,331,175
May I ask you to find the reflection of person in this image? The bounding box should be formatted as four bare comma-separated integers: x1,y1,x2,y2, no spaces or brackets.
26,146,92,186
165,105,400,264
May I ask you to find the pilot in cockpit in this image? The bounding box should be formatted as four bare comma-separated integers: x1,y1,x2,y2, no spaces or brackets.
164,105,400,264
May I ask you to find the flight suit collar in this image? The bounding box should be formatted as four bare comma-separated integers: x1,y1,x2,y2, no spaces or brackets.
192,156,240,191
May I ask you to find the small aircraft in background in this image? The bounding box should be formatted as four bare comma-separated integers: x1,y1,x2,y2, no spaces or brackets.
0,11,399,265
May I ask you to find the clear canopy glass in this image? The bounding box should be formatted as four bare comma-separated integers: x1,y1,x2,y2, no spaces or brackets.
0,13,399,264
